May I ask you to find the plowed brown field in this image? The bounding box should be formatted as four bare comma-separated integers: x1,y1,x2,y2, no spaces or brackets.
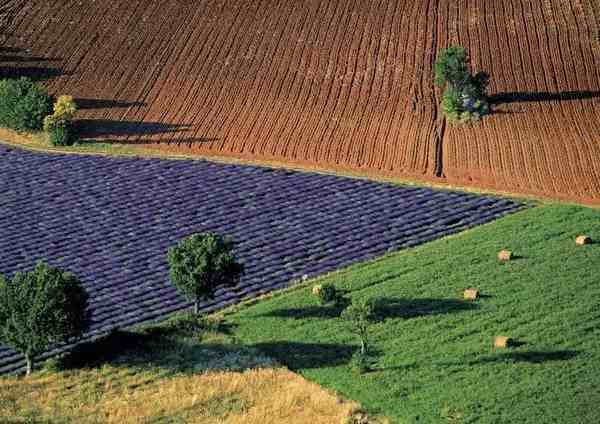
1,0,600,204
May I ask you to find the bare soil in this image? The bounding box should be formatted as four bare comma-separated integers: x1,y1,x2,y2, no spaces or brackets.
2,0,599,205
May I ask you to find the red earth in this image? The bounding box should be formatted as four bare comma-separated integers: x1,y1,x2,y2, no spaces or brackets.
2,0,600,205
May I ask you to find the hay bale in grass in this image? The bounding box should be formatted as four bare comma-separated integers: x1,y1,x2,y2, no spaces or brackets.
497,250,513,261
575,235,592,245
463,288,479,300
493,336,513,348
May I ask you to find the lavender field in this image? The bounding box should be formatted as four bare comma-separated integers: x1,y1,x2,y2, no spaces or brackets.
0,145,522,372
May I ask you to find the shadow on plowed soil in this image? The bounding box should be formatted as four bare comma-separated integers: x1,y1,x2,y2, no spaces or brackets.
0,65,66,81
0,46,65,81
75,98,146,110
77,119,193,139
490,90,600,104
76,119,218,146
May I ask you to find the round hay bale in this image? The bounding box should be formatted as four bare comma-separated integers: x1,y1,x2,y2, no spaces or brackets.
463,288,479,300
493,336,513,348
497,250,513,261
575,235,592,245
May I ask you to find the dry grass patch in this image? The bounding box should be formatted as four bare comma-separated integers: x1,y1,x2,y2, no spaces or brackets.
0,315,379,423
0,365,363,423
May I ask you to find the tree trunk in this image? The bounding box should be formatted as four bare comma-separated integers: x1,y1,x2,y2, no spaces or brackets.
194,300,199,315
360,338,366,356
25,353,33,376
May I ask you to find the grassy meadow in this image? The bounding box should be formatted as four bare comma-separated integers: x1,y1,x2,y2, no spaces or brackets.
226,204,600,423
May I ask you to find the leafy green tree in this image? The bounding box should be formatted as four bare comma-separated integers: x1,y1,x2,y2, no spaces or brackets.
434,45,469,90
167,232,244,315
340,298,376,355
434,46,490,123
0,261,90,375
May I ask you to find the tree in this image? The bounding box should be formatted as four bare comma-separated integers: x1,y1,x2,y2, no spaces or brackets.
434,45,490,123
340,298,376,355
434,45,470,90
0,261,90,375
167,232,244,315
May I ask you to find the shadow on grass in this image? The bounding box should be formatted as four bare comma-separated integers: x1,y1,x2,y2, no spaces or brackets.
251,341,354,370
52,328,354,375
474,350,579,364
50,311,354,374
262,297,477,320
373,298,478,319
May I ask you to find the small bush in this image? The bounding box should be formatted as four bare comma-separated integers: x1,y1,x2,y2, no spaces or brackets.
52,95,77,120
0,77,52,131
434,45,469,89
313,282,339,305
44,95,78,146
47,119,74,146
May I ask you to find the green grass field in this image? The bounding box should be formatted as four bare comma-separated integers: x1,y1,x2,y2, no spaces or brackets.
226,204,600,423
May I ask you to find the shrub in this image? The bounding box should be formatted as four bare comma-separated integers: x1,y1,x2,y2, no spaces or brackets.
0,261,90,375
52,95,77,120
313,282,339,305
0,77,52,131
167,232,244,315
47,118,74,146
44,95,78,146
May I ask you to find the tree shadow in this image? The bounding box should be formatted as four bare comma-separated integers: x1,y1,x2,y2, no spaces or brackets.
0,46,22,54
372,298,478,320
473,350,579,365
260,298,350,319
261,297,477,320
250,341,354,370
77,119,192,138
0,66,67,81
50,329,351,375
0,54,59,63
489,90,600,105
74,98,146,110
